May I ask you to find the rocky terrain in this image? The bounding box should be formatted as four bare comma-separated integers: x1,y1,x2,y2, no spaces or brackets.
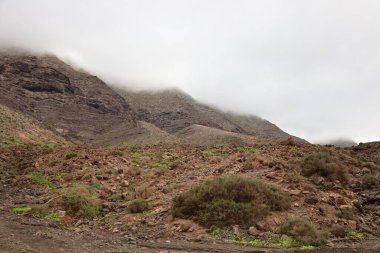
0,52,379,253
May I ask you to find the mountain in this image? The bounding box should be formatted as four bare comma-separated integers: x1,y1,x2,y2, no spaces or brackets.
114,88,302,142
0,52,138,142
0,52,304,146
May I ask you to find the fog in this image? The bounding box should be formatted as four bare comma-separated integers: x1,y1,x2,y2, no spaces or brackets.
0,0,379,143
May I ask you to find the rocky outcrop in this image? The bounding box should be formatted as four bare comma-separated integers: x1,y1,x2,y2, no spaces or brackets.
0,53,138,141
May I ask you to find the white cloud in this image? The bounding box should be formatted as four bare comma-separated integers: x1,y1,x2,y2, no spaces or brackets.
0,0,379,142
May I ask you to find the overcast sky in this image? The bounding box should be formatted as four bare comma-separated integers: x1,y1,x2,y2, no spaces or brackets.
0,0,379,143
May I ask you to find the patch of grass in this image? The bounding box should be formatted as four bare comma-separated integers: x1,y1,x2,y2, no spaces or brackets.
88,182,101,196
279,217,328,246
11,207,30,215
346,230,365,241
301,152,349,183
43,213,61,220
31,172,49,185
202,148,224,157
150,161,169,169
231,238,301,247
60,188,100,218
127,198,150,213
172,176,290,227
65,152,77,160
300,245,316,250
211,226,221,239
31,172,55,188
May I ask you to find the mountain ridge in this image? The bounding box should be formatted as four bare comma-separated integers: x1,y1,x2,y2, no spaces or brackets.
0,52,305,145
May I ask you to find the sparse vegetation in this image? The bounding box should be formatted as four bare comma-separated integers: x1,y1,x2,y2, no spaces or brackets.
301,152,349,183
361,173,379,189
211,226,222,239
11,207,30,215
60,187,100,218
43,213,61,220
338,207,355,220
65,152,77,160
279,217,328,246
172,176,290,227
346,230,365,241
31,172,55,188
127,198,150,213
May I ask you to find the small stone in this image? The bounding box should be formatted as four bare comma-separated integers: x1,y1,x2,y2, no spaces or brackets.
248,226,259,236
290,190,301,196
280,234,292,241
293,203,299,207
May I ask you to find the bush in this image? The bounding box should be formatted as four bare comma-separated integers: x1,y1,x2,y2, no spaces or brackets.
60,188,99,218
65,153,77,160
279,217,328,246
301,152,349,183
361,173,378,189
128,198,150,213
172,176,290,227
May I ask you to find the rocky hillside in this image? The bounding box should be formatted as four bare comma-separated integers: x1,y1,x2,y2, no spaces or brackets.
0,52,138,142
0,103,68,147
0,52,304,146
114,88,302,142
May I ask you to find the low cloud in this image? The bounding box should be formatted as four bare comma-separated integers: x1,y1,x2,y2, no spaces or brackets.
1,0,379,142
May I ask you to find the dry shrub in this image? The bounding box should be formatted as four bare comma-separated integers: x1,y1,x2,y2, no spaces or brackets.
301,152,349,183
172,176,290,227
279,217,328,246
60,187,100,218
127,198,150,213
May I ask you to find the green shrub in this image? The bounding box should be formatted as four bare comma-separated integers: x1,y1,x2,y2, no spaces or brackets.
65,153,77,160
346,230,364,241
60,188,99,218
31,172,49,185
279,217,328,246
301,152,348,183
127,198,150,213
211,226,222,239
43,213,61,220
172,176,290,227
11,207,30,215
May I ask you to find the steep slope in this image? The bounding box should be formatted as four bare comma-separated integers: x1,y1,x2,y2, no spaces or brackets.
114,88,301,141
0,52,138,142
0,103,67,146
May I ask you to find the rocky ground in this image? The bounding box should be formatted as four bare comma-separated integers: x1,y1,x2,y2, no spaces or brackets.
0,141,379,252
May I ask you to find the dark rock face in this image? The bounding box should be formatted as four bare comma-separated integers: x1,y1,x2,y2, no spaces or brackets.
0,53,137,141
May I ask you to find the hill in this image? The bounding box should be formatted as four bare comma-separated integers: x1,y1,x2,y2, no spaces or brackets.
114,88,303,142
